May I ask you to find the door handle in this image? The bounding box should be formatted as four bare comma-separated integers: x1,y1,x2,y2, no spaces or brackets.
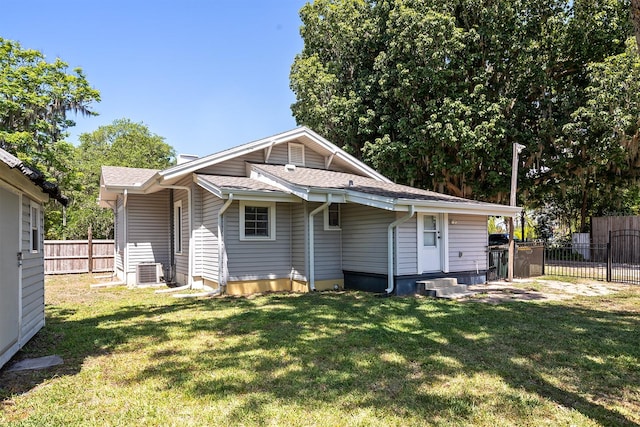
17,251,23,266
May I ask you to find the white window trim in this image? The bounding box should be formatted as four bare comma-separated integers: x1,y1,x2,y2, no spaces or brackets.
324,204,341,231
174,200,183,254
240,200,276,241
288,142,305,166
30,201,41,253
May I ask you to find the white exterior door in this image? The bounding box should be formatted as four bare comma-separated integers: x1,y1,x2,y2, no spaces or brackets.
418,213,441,272
0,186,20,359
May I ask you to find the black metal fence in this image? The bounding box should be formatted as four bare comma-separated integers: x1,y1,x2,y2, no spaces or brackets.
487,230,640,285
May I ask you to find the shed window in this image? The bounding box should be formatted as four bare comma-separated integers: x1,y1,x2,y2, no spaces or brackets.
30,202,40,253
324,204,341,230
240,201,276,241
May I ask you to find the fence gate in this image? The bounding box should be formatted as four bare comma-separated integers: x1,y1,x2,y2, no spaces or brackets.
608,230,640,284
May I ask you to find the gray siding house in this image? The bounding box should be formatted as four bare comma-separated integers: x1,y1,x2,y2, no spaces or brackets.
0,148,67,369
99,127,520,295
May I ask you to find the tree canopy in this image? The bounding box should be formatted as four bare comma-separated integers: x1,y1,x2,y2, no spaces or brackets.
47,119,176,240
290,0,636,232
0,37,100,177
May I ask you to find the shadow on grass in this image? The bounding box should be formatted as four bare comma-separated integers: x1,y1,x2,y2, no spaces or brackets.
1,290,639,425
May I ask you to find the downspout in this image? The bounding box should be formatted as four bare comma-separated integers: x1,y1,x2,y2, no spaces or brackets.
123,189,129,286
217,193,234,292
157,184,193,288
386,206,415,294
308,194,331,291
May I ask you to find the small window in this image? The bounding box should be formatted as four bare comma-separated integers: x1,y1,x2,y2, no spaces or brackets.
288,143,305,166
240,201,276,240
174,200,183,254
324,204,341,230
30,202,40,253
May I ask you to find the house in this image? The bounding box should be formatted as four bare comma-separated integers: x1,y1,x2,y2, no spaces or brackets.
0,148,67,369
98,127,520,296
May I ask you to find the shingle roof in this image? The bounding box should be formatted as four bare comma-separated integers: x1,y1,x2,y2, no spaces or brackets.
197,174,285,193
101,166,159,187
252,163,486,204
0,147,68,206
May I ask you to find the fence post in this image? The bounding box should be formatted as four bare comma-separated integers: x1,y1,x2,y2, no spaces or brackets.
606,230,611,282
88,226,93,274
542,243,546,276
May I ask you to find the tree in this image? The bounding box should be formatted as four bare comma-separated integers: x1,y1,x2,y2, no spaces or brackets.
290,0,633,219
0,37,100,173
48,119,176,240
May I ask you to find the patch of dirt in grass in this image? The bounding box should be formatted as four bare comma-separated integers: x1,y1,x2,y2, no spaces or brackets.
466,279,630,304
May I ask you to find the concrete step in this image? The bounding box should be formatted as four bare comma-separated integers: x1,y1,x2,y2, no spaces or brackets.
416,278,476,299
417,278,459,289
436,291,478,300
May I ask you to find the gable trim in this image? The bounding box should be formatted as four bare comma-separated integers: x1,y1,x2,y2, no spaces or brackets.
158,127,391,183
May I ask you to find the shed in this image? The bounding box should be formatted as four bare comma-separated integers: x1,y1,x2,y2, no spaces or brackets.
0,147,67,369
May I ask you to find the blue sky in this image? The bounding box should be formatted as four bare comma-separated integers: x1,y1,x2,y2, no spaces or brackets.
3,0,308,157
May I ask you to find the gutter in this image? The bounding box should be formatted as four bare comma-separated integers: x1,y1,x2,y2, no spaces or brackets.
217,193,234,293
308,194,332,291
386,206,415,294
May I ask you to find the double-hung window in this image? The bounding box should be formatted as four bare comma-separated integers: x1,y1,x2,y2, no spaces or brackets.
240,201,276,240
174,200,183,254
30,202,40,253
324,204,341,230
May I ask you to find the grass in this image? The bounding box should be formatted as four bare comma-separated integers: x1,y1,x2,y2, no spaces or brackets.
1,275,639,426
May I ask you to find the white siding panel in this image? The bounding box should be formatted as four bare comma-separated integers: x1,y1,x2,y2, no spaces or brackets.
310,202,342,281
225,201,292,280
171,179,192,282
396,215,417,275
201,192,224,281
342,204,395,275
291,203,306,280
115,196,124,273
448,214,488,272
304,148,326,169
267,144,288,164
198,151,264,176
126,192,171,273
19,196,45,348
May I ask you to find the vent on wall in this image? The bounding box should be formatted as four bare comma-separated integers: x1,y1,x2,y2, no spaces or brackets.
136,263,163,284
288,143,305,166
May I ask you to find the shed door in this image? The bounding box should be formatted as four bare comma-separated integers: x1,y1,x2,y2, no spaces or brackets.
0,187,20,357
418,213,441,272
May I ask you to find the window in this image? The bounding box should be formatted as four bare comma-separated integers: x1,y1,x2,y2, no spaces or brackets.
288,143,305,166
174,200,183,254
30,202,40,253
423,215,437,247
324,204,341,230
240,201,276,240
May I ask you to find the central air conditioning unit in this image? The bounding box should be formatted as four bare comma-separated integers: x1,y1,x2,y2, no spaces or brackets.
136,263,163,285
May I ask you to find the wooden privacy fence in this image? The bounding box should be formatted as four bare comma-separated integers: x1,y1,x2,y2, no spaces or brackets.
44,240,114,275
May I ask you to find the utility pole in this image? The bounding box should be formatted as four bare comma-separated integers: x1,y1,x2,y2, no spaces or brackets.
508,143,525,281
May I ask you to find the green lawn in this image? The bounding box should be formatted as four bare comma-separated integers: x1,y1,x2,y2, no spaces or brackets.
1,275,639,426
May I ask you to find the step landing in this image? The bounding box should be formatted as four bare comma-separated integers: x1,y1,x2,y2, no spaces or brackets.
416,278,478,299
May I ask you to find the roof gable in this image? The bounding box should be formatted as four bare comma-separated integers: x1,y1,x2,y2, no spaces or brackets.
159,127,390,183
